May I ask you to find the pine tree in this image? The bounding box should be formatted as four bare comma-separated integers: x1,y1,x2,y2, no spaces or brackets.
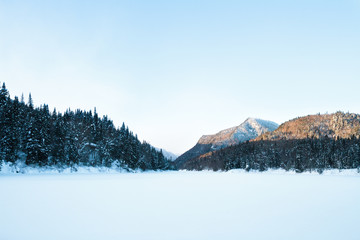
0,83,11,161
28,93,33,109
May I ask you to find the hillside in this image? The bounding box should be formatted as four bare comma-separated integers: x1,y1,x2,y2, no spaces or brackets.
175,118,278,168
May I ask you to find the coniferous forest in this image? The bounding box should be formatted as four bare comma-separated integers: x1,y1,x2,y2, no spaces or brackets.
182,137,360,173
0,82,172,171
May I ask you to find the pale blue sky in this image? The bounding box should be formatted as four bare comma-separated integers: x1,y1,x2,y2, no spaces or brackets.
1,0,360,154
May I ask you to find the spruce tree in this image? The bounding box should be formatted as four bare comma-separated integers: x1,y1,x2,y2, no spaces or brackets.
28,93,33,109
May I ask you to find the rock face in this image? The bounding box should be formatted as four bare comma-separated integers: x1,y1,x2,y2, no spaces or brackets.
175,118,279,168
255,112,360,141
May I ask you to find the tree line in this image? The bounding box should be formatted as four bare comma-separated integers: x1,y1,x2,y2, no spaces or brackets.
183,137,360,173
0,82,172,171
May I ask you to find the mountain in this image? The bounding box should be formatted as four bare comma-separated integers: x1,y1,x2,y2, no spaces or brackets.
175,118,279,168
255,112,360,141
155,147,178,161
181,112,360,172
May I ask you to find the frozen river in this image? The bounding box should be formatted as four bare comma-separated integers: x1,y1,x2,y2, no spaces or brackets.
1,170,359,240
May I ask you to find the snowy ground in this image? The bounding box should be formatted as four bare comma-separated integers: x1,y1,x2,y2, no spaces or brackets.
0,170,359,240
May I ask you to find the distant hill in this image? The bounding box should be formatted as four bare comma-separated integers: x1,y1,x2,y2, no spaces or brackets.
175,118,278,168
182,112,360,172
154,147,178,161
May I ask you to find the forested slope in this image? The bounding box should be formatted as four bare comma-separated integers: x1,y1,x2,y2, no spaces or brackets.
0,82,172,171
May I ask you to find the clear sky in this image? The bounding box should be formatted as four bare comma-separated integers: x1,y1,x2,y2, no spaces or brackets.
1,0,360,154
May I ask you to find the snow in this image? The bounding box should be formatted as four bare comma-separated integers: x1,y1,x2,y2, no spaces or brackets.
0,161,128,175
198,118,279,147
0,170,359,240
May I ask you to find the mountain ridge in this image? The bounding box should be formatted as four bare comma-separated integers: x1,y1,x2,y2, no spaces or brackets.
254,112,360,141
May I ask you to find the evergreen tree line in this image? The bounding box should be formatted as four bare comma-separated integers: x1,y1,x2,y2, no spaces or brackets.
0,83,172,171
184,137,360,173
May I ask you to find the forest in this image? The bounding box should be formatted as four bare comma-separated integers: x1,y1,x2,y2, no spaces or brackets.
183,137,360,173
0,83,172,171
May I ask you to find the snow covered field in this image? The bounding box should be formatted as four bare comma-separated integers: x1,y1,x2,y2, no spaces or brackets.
1,170,359,240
